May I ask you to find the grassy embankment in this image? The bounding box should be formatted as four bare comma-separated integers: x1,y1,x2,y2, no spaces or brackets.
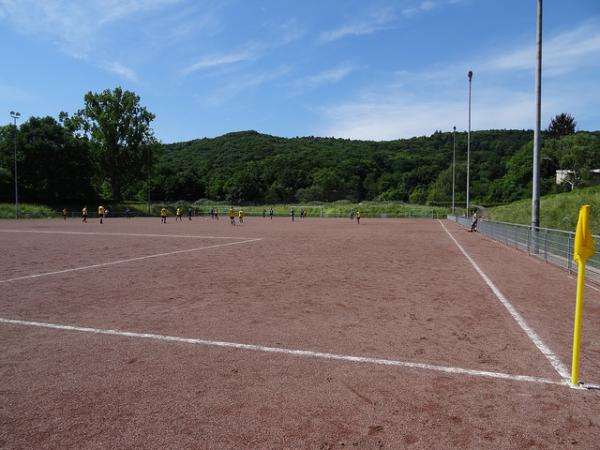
0,203,58,219
487,186,600,234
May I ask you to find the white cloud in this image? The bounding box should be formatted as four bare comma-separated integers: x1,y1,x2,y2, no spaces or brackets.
106,62,139,82
320,88,558,141
317,16,600,140
203,66,291,106
488,21,600,75
318,7,395,43
297,65,358,88
319,1,460,43
0,0,181,59
181,50,255,76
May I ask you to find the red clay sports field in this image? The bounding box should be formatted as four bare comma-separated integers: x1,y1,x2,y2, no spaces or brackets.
1,216,600,448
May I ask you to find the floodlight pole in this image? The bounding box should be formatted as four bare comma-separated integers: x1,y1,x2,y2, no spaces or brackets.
452,126,456,215
466,71,473,216
531,0,543,244
10,111,21,219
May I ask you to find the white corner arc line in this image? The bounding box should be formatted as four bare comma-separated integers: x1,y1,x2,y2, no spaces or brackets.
0,229,256,240
0,238,262,284
0,317,564,387
438,220,570,381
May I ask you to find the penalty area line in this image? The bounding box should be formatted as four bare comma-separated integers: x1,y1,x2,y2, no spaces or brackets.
0,317,564,387
439,220,570,382
0,238,262,284
0,229,257,241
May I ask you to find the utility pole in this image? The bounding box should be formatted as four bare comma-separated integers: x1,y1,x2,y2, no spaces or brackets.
466,71,473,215
532,0,543,239
10,111,21,219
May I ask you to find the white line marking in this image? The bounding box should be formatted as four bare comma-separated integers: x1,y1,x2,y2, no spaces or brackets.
0,229,256,240
0,238,262,284
439,220,570,382
0,317,563,387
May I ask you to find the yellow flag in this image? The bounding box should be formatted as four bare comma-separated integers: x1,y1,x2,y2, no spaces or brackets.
574,205,596,264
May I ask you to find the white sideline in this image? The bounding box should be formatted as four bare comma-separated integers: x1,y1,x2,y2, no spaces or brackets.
439,220,570,381
0,238,262,284
0,229,256,240
0,317,563,387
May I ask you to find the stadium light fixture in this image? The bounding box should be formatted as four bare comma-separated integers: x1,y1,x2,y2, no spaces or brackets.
466,71,473,215
10,111,21,220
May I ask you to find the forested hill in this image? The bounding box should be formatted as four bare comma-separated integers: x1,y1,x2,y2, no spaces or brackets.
152,129,535,205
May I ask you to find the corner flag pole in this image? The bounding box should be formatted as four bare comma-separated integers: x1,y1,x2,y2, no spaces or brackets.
571,204,596,386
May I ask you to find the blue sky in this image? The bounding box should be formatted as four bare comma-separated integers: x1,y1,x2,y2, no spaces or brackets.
1,0,599,143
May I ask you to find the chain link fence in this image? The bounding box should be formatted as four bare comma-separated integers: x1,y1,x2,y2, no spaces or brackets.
447,215,600,285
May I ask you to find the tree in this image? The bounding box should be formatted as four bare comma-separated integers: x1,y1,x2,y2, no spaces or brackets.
62,87,156,202
17,117,93,203
547,113,576,139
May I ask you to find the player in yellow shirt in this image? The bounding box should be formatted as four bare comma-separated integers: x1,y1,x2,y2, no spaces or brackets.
62,208,68,221
176,207,183,222
160,207,168,224
98,205,105,224
356,211,361,224
238,209,244,224
229,207,236,226
82,206,88,223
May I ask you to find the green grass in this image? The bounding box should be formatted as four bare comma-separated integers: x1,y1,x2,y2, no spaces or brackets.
183,200,447,219
0,203,59,219
487,186,600,234
1,201,448,219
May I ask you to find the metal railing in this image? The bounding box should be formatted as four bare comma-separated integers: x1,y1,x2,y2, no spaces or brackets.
447,215,600,285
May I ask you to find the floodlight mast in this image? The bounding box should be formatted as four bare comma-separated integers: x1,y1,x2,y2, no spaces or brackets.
532,0,543,244
10,111,21,219
466,71,473,216
452,125,456,215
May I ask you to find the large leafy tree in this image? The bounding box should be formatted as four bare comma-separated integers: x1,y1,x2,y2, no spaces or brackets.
17,117,94,203
547,113,576,139
62,87,156,202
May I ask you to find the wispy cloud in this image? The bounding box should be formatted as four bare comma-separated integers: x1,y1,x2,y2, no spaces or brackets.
203,66,291,106
319,1,460,43
488,21,600,76
0,0,181,58
319,18,600,140
106,62,139,82
296,65,358,89
0,0,181,81
318,8,395,43
181,50,255,76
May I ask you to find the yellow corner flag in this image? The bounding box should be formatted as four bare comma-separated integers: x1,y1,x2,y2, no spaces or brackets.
571,204,596,386
574,205,596,264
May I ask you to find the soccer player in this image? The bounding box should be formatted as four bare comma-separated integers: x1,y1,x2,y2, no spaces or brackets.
229,207,236,225
290,207,295,222
176,207,183,222
62,208,68,221
238,209,244,224
356,211,361,224
98,205,105,224
262,208,266,218
160,207,168,224
269,207,273,220
82,206,88,223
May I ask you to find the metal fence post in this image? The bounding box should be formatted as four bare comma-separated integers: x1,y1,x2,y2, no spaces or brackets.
567,235,573,274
